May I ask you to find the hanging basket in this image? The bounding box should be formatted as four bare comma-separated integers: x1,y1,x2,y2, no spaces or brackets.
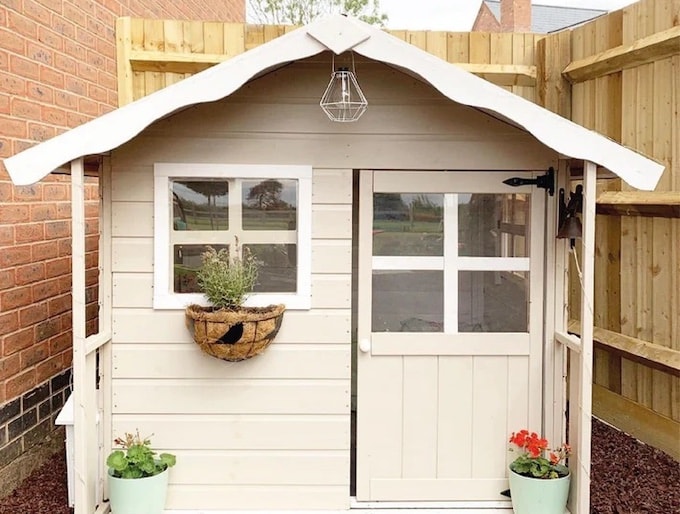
185,304,285,362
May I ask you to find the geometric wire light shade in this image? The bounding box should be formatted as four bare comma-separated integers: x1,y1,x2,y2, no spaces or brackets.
320,55,368,122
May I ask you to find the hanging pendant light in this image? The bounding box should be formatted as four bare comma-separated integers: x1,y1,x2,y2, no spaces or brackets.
320,54,367,122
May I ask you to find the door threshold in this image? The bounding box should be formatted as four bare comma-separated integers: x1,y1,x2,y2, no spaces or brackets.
350,498,512,511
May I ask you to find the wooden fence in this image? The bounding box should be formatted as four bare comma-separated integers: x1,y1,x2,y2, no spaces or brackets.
115,0,679,459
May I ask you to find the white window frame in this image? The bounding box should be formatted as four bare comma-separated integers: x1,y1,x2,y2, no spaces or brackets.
153,163,312,310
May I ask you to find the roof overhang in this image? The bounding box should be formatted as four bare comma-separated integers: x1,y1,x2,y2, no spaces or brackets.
4,15,664,190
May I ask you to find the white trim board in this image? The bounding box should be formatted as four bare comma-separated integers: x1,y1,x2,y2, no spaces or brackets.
4,15,663,191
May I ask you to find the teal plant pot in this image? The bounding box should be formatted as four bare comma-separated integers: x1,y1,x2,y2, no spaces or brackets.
108,468,169,514
508,468,570,514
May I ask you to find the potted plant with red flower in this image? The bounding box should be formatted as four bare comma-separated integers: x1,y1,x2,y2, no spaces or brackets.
508,429,571,514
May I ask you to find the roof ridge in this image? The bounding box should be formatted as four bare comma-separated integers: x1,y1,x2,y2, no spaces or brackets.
484,0,606,13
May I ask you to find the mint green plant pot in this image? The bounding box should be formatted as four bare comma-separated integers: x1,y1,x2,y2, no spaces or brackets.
508,468,570,514
108,468,169,514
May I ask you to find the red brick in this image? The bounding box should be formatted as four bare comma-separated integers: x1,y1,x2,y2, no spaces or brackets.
45,220,70,240
36,0,63,13
0,72,27,95
48,332,71,355
37,25,63,52
79,97,99,117
2,327,35,355
0,269,15,290
0,204,30,223
16,263,46,285
0,225,13,245
58,238,71,257
0,245,32,267
35,317,60,343
39,65,64,88
0,312,19,337
8,12,38,39
0,182,12,202
26,81,53,103
28,122,57,142
9,54,41,80
0,138,10,158
67,111,90,127
85,267,98,286
0,114,28,137
1,285,33,311
41,105,67,126
24,0,53,25
63,38,87,62
45,257,70,278
0,27,26,54
14,223,44,244
6,368,37,398
0,92,9,113
59,311,71,331
36,354,62,383
64,75,86,96
32,277,60,301
54,90,77,110
61,348,72,367
31,240,58,260
19,303,49,328
30,203,57,221
54,53,77,75
55,202,71,219
0,354,21,381
75,26,96,51
13,183,42,201
63,3,87,28
48,294,70,316
51,16,75,39
20,341,49,368
11,98,42,120
43,183,68,200
26,43,53,66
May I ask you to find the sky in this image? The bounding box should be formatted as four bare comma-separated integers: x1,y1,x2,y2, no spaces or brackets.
381,0,638,31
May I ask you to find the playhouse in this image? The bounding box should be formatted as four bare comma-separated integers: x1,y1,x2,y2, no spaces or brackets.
5,15,664,514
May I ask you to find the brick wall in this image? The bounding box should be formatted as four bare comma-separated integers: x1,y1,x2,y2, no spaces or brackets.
0,0,245,495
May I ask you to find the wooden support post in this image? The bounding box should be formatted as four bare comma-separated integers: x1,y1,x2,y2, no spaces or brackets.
72,158,97,514
570,160,596,514
115,17,134,107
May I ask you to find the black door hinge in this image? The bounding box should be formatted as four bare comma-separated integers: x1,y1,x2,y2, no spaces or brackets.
503,167,555,196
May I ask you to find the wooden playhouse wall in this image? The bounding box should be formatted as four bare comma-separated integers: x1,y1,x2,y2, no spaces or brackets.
115,0,679,460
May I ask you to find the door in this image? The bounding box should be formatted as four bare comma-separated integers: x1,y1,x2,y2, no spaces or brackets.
356,170,545,503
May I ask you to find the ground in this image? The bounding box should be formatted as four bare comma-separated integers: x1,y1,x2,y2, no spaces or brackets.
0,418,677,514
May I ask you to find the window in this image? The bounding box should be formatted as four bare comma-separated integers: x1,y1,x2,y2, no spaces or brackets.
154,164,312,310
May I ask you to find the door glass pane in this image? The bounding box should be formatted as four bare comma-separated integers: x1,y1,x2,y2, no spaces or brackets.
242,179,297,230
172,181,229,231
373,193,443,256
244,244,297,293
173,244,228,293
372,270,443,332
458,271,528,332
458,194,529,257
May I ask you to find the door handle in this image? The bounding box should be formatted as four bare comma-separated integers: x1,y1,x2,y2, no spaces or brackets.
359,339,371,353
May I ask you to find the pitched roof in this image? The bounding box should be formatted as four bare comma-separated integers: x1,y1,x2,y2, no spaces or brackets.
4,15,663,191
483,1,606,33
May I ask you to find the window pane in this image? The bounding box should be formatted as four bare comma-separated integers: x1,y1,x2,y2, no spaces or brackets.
372,270,443,332
242,179,297,230
245,244,297,293
172,181,229,231
458,271,528,332
373,193,443,256
458,194,529,257
173,244,228,293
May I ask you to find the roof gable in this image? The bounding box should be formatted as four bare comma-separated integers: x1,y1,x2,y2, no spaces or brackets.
4,15,663,191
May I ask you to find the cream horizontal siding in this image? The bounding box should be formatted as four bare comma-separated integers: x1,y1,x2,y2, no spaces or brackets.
112,344,350,379
112,414,349,450
108,60,553,509
165,485,347,510
112,379,349,414
112,308,350,343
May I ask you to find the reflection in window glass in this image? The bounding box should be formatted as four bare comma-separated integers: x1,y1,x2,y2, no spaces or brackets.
173,244,228,293
245,244,297,293
458,194,529,257
373,193,443,256
172,181,229,231
242,179,297,230
458,271,528,332
372,270,443,332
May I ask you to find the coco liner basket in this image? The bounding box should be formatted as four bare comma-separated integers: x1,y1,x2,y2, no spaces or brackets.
186,304,285,362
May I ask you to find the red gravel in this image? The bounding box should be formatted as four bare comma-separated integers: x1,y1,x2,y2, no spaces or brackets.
0,418,677,513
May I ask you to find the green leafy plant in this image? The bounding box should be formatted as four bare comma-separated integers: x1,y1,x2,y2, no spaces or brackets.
196,239,259,309
106,431,176,479
509,429,570,479
248,0,388,26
